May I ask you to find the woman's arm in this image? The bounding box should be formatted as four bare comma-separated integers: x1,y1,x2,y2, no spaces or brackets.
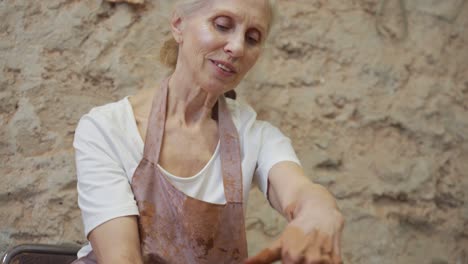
246,161,344,264
74,113,144,264
88,216,143,264
267,161,339,219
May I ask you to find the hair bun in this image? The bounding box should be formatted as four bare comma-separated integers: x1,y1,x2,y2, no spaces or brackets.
159,37,179,68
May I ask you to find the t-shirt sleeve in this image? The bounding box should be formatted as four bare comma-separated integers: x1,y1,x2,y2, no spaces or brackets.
253,121,302,196
73,113,139,237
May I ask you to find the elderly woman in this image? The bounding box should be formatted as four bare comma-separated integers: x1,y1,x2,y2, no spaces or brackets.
72,0,344,263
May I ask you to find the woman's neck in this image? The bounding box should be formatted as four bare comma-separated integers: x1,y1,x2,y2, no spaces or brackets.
167,66,219,127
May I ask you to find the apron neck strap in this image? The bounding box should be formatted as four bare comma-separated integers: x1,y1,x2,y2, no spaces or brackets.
218,96,243,203
143,78,169,164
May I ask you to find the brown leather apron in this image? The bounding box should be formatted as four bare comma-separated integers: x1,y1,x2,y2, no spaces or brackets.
72,78,247,263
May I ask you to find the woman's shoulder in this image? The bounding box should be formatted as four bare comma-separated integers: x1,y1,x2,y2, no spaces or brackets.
76,97,134,134
225,97,287,139
225,97,258,124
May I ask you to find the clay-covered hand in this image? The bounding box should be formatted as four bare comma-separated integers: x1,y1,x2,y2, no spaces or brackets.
244,205,344,264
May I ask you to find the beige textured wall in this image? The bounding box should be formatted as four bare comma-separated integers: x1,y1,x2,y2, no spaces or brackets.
1,0,467,263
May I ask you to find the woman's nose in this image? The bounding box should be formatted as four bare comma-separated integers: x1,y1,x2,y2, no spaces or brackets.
224,33,245,58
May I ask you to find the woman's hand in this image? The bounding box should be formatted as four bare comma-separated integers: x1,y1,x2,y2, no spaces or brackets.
244,205,344,264
246,161,345,264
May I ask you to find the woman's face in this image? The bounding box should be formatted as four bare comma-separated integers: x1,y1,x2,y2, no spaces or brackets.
173,0,271,94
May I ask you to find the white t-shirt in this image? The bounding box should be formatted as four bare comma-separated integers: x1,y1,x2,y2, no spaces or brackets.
73,96,300,257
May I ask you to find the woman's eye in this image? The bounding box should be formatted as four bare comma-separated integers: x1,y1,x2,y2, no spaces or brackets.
213,17,232,32
246,36,259,45
215,23,230,31
246,31,261,45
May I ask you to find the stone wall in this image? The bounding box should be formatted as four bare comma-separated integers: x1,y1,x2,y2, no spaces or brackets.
1,0,467,263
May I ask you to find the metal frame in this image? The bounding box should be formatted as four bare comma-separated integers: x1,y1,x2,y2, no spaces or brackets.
1,244,80,264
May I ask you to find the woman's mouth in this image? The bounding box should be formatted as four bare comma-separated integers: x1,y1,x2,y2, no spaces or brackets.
216,63,232,72
209,59,237,74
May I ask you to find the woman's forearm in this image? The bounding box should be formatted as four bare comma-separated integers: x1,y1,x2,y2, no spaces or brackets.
267,161,338,221
250,161,345,264
284,182,338,221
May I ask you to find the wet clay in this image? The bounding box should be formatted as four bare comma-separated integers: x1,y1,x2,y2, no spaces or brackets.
72,78,247,263
246,225,338,264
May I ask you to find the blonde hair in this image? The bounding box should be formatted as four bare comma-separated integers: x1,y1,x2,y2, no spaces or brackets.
159,0,278,69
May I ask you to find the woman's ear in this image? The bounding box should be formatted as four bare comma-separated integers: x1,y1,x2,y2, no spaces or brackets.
171,10,184,44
